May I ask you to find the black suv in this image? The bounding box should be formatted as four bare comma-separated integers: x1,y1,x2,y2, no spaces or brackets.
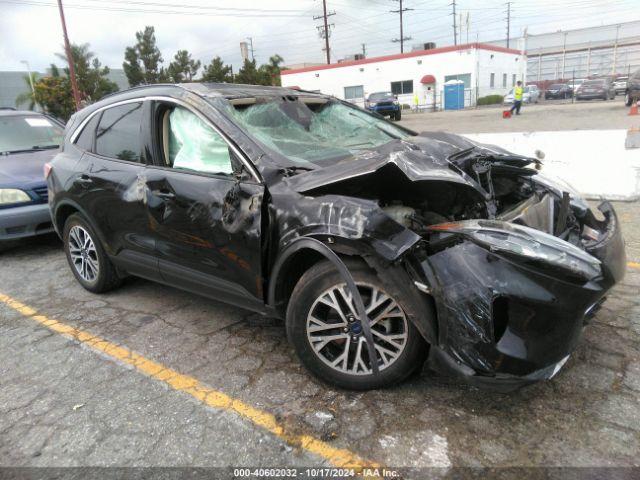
48,84,625,391
625,68,640,106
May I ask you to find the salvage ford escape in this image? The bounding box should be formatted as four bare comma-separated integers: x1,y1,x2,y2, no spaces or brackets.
47,84,626,391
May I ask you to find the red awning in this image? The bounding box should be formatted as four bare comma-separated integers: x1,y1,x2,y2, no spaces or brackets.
420,75,436,84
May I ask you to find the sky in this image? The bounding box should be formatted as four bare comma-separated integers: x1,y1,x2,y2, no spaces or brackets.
0,0,638,74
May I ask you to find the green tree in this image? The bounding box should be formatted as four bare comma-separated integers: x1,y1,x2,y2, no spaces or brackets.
260,54,285,86
15,72,39,110
32,75,75,120
201,56,233,83
236,58,269,85
56,43,118,102
167,49,201,82
123,26,165,86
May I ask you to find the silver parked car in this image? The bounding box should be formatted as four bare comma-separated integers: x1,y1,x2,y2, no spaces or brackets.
503,85,540,104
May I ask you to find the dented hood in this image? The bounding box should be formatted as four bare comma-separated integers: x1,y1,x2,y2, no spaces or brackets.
284,132,483,194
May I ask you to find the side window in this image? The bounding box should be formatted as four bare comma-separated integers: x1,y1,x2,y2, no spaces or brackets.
74,113,101,151
162,106,234,176
95,103,142,161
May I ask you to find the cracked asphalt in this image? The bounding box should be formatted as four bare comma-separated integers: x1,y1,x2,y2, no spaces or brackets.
1,199,639,473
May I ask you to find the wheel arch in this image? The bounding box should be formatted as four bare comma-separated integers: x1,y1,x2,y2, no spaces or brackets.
268,235,438,346
53,199,111,254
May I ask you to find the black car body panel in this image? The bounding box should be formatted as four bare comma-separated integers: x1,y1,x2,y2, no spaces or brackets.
49,83,626,390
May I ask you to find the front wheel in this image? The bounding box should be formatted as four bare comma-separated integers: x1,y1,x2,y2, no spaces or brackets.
63,213,122,293
625,92,633,106
286,259,427,390
394,110,402,121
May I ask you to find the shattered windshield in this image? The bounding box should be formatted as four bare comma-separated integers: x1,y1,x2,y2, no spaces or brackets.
221,98,411,165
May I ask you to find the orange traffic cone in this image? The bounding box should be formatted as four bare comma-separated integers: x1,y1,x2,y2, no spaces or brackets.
630,102,639,116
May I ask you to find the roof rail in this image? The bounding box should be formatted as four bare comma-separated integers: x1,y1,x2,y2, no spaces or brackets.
99,83,180,101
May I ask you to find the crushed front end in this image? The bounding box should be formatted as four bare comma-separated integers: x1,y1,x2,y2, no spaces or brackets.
416,206,625,391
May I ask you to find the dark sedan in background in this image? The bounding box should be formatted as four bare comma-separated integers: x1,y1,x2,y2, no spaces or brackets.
544,83,573,100
0,109,64,248
576,78,616,101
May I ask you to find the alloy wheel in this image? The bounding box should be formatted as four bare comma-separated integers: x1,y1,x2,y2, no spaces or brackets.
306,282,408,375
68,225,99,282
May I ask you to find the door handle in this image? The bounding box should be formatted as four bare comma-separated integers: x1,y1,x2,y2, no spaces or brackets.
76,174,92,184
152,189,176,200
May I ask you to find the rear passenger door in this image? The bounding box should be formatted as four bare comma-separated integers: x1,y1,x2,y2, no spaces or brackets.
143,100,265,311
78,101,161,281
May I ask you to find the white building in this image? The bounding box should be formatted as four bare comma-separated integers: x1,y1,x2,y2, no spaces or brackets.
281,43,527,109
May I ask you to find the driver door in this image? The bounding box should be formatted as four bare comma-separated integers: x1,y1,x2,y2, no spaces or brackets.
144,100,265,312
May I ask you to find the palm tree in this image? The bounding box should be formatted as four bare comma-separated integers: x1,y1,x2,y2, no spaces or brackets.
15,72,39,110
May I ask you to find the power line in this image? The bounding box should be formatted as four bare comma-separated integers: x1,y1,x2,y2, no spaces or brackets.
390,0,413,53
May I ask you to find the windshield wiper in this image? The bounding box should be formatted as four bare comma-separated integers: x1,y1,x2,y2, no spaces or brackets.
31,145,60,150
1,145,60,155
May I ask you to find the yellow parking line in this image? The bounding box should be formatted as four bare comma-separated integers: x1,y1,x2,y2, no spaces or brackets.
628,261,640,269
0,292,377,470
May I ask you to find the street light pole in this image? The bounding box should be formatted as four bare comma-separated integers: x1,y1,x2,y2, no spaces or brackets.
56,0,81,110
20,60,38,111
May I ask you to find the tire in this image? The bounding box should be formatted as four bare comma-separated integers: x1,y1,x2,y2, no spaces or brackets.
394,110,402,121
286,259,427,390
63,213,122,293
625,92,633,107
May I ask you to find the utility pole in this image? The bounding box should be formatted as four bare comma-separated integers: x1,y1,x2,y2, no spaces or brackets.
506,2,512,49
56,0,81,110
612,24,620,75
361,43,366,57
314,0,335,64
451,0,457,45
391,0,412,53
246,37,255,62
465,12,470,44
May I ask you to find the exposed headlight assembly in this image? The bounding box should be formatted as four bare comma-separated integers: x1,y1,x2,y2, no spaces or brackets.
0,189,31,206
429,220,602,282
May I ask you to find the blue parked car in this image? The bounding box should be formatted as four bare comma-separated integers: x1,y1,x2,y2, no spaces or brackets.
0,109,64,249
364,91,401,121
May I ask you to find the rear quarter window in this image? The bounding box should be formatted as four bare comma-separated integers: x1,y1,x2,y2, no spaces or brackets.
74,113,101,151
95,102,143,162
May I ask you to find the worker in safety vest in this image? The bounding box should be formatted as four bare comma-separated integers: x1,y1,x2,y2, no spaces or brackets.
510,80,523,115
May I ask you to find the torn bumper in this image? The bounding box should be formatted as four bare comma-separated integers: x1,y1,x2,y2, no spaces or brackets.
421,203,625,390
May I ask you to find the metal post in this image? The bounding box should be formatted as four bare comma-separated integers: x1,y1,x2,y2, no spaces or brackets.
561,32,567,80
56,0,81,110
612,24,620,76
20,60,37,111
537,54,542,82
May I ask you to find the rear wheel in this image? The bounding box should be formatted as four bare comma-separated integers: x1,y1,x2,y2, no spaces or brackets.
286,259,427,390
63,213,122,293
394,110,402,121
